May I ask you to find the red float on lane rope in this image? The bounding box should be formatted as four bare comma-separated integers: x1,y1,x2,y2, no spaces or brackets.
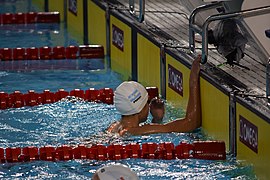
65,45,78,59
0,148,5,163
14,12,26,24
0,92,9,109
39,146,56,161
85,88,101,102
55,89,69,101
55,145,73,161
53,46,66,59
9,90,24,108
73,145,89,159
2,13,13,24
25,12,37,24
22,146,39,162
6,147,21,163
36,12,60,23
40,90,56,104
79,45,104,59
24,90,41,106
1,48,12,61
26,47,39,60
70,89,84,99
146,87,159,101
39,46,52,60
13,48,26,60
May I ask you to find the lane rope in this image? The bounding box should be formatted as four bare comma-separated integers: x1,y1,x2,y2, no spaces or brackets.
1,141,226,163
0,87,158,110
0,12,60,25
0,45,104,61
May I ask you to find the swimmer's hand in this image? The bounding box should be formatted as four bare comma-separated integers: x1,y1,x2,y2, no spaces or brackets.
150,97,165,124
107,122,131,137
150,108,164,123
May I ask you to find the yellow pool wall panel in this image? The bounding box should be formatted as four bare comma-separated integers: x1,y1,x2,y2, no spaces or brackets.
236,103,270,179
166,54,190,109
67,0,84,44
88,1,107,54
137,34,160,88
48,0,65,22
200,79,230,146
110,15,132,80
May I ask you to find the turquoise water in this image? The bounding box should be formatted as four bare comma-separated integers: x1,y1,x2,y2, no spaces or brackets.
0,1,257,179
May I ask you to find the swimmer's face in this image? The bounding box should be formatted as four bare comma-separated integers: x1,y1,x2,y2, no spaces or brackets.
138,102,149,123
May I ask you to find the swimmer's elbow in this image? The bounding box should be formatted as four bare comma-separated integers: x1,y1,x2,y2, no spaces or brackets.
167,117,201,133
188,117,201,131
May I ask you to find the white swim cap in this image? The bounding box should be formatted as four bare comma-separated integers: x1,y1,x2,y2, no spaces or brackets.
96,164,139,180
114,81,148,115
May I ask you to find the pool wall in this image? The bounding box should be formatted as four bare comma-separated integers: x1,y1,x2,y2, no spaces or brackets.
32,0,270,179
88,1,107,56
236,99,270,178
110,15,133,80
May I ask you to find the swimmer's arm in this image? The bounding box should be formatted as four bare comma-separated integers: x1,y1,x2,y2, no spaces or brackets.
185,55,201,128
126,117,197,135
127,55,202,136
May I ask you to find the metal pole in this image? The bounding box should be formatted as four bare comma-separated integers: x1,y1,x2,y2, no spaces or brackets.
83,0,88,45
189,2,223,52
138,0,145,23
44,0,49,12
129,0,145,23
229,91,236,156
105,4,111,69
266,58,270,105
160,45,166,99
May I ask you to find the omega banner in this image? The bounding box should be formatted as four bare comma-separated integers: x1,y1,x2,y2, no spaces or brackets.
168,64,183,96
112,24,124,51
239,115,258,153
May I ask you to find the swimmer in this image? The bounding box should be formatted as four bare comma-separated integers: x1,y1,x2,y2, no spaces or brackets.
107,55,201,136
92,164,139,180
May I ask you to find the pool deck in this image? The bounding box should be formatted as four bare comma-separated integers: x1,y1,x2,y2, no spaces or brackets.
110,0,270,117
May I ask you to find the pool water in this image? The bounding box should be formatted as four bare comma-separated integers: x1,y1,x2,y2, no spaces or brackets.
0,74,256,179
0,1,257,180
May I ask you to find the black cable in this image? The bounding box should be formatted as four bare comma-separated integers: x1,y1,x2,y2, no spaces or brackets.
144,10,189,20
